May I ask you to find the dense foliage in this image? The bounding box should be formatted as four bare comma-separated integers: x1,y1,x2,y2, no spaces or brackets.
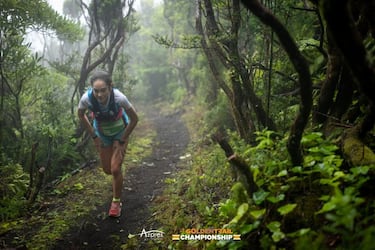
141,0,375,249
150,101,374,250
0,0,82,221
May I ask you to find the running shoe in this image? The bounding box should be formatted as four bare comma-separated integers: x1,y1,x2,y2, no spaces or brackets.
108,201,122,217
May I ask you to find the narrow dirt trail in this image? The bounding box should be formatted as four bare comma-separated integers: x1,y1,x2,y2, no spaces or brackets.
53,108,190,249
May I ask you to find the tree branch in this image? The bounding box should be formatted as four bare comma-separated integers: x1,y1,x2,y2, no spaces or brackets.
212,133,258,195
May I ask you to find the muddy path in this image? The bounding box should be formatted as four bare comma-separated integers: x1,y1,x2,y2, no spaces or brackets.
53,108,190,249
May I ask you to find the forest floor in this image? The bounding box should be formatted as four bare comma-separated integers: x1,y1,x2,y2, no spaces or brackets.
53,105,190,249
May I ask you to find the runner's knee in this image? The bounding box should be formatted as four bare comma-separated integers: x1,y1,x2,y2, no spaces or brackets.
111,165,122,176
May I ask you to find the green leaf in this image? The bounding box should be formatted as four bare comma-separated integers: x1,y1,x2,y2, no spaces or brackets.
229,203,249,224
271,231,285,242
237,203,249,217
267,221,285,242
219,199,237,218
301,132,323,147
320,178,334,185
240,221,260,234
304,155,316,167
250,209,266,219
290,166,302,173
267,221,281,232
252,189,270,205
267,194,285,203
277,203,297,215
287,228,311,238
252,166,260,182
309,145,338,155
319,195,330,201
277,170,288,177
350,166,370,176
73,183,84,190
316,201,336,214
164,178,176,184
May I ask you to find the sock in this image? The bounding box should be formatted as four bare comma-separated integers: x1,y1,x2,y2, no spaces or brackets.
112,197,121,203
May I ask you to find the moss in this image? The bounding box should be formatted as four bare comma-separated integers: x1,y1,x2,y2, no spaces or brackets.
343,135,375,166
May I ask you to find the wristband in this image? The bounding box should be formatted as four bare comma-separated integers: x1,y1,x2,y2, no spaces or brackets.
92,134,98,139
119,140,126,145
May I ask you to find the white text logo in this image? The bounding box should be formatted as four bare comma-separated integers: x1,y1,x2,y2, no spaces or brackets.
139,229,165,239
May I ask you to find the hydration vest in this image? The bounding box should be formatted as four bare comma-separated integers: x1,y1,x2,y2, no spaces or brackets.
87,88,129,125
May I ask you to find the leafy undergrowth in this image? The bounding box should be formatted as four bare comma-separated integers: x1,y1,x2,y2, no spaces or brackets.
142,100,375,250
0,110,155,250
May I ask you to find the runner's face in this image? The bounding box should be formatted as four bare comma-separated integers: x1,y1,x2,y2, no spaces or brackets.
92,80,111,104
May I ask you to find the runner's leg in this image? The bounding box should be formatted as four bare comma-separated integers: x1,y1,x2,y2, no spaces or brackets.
100,146,113,174
111,140,128,199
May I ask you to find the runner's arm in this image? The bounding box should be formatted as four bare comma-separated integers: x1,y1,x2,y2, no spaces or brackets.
121,106,138,142
78,108,96,137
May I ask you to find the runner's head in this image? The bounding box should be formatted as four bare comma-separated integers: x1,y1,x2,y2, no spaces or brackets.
90,70,112,87
90,70,113,105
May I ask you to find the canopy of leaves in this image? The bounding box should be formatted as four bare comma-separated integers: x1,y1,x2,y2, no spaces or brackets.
0,0,82,41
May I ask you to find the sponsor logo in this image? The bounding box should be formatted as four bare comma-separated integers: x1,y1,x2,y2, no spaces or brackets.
172,228,241,241
138,229,165,239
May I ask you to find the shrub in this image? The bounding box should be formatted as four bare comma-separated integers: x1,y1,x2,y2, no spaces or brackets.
0,162,29,221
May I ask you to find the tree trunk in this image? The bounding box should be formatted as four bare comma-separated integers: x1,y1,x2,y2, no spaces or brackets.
324,65,355,136
313,33,341,125
241,0,313,166
320,0,375,107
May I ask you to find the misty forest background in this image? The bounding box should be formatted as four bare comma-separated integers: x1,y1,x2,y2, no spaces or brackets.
1,0,375,249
